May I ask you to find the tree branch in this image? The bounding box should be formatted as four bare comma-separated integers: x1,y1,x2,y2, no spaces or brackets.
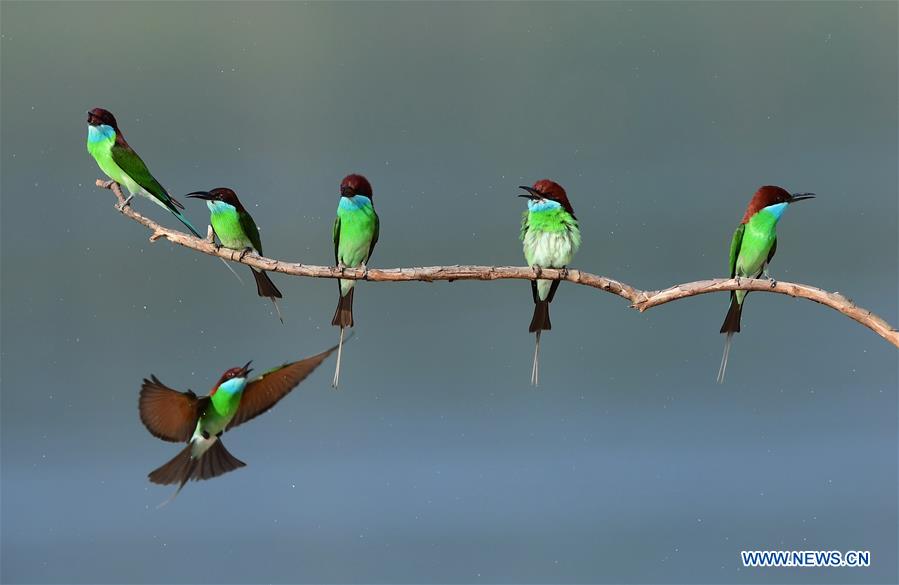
96,179,899,348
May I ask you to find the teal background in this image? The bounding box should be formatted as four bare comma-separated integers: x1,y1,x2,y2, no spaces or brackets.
1,1,896,583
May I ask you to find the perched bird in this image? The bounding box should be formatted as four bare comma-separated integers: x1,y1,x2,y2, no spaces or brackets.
519,180,581,386
717,185,815,383
330,173,379,388
187,188,284,322
139,344,338,505
86,108,201,237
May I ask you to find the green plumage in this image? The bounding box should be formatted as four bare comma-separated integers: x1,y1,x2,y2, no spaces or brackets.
334,198,379,297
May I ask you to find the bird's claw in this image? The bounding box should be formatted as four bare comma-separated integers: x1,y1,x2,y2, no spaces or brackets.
559,267,570,280
533,266,543,279
238,247,252,261
116,194,134,211
768,277,777,288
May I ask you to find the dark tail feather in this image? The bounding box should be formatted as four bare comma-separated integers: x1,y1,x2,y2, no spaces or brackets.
719,295,742,334
149,441,246,507
717,295,742,384
252,269,282,299
331,288,354,328
171,209,202,238
529,300,551,333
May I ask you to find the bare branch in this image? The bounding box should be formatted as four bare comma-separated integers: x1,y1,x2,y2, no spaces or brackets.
96,179,899,349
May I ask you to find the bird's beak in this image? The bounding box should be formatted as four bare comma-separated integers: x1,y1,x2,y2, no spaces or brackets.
518,186,541,200
86,112,94,124
789,193,816,203
340,186,353,198
186,191,214,201
240,360,253,377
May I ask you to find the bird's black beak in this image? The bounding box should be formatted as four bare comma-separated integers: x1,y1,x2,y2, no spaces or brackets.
789,193,816,203
240,360,253,377
518,186,541,200
340,186,353,198
86,112,94,125
186,191,214,201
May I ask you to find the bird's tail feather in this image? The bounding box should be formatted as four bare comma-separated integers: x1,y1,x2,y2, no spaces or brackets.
529,300,551,333
719,294,742,334
332,327,345,389
531,331,541,386
171,210,202,238
252,269,283,299
717,332,734,384
331,288,354,328
149,441,246,507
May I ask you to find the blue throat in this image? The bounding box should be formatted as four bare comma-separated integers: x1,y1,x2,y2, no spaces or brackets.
207,200,237,214
338,195,372,211
87,124,115,143
527,199,562,213
762,202,789,221
216,377,247,395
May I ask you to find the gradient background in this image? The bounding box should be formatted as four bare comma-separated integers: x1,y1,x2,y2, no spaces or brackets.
1,2,896,583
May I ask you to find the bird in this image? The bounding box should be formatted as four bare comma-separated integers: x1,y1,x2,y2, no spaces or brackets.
519,180,581,386
86,108,201,237
139,344,339,505
717,185,815,383
330,173,379,388
187,188,284,322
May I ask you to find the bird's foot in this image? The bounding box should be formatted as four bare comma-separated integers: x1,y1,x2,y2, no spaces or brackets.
360,262,369,280
116,194,134,211
559,267,570,280
767,276,777,288
238,247,252,261
532,266,543,279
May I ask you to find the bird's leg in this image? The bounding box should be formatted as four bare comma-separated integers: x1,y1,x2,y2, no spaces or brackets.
533,265,543,279
360,261,369,280
559,267,570,280
762,265,777,288
238,247,252,262
116,191,135,211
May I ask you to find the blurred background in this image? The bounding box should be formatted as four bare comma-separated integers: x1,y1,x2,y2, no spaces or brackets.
1,2,896,583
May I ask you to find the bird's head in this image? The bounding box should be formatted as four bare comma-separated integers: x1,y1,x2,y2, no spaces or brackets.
187,187,242,207
518,179,575,217
87,107,117,128
340,174,373,200
211,361,253,395
741,185,815,223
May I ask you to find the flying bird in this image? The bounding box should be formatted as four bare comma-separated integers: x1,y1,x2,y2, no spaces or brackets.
717,185,815,383
331,173,379,388
139,344,338,505
519,180,581,386
86,108,201,237
187,188,284,322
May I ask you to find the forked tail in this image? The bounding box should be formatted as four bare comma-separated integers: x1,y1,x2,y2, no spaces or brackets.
149,440,246,507
529,301,551,333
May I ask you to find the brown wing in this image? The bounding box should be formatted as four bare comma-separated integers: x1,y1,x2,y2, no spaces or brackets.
139,376,204,442
227,345,338,430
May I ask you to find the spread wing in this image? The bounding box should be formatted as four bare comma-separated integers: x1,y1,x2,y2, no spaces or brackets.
728,224,745,278
110,140,182,210
227,345,339,430
239,210,264,255
139,376,205,442
366,210,380,262
332,216,341,264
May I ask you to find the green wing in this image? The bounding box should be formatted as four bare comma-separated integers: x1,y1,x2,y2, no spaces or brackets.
238,211,264,254
332,216,341,264
110,141,181,209
728,224,745,278
366,210,380,262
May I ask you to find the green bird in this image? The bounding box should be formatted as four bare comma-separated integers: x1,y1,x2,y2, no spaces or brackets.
187,188,283,322
331,173,379,388
717,185,815,383
86,108,200,237
139,344,338,505
519,179,581,386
